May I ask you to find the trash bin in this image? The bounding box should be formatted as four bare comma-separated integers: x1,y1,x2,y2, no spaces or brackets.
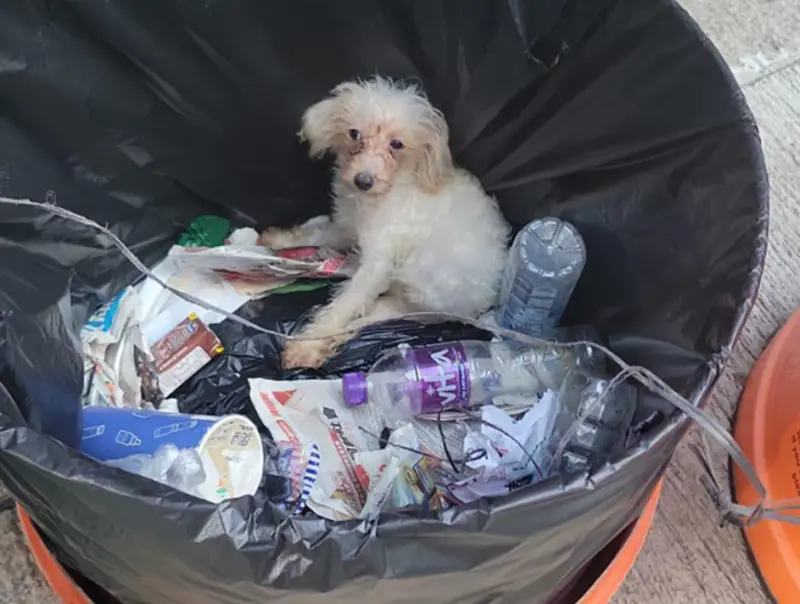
0,1,767,603
17,481,664,603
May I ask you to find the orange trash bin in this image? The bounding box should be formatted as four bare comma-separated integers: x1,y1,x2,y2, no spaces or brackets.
18,480,662,604
734,308,800,603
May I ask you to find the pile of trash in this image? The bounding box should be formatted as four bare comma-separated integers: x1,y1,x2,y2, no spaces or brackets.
77,214,641,521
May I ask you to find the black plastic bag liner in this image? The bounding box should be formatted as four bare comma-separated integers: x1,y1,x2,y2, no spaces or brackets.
0,0,768,602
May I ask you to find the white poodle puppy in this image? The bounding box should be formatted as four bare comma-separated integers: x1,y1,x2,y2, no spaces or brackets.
261,77,510,369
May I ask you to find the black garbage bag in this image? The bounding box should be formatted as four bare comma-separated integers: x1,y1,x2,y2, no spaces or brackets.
0,0,767,603
176,290,494,420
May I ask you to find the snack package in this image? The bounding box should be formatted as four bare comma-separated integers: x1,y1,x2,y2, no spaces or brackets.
379,425,456,514
152,314,224,396
387,454,456,512
354,425,455,517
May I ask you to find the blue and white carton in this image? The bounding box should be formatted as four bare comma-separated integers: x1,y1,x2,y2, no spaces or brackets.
80,407,263,503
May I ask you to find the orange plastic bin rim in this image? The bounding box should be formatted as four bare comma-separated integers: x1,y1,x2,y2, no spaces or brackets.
18,481,661,604
17,505,91,604
733,308,800,603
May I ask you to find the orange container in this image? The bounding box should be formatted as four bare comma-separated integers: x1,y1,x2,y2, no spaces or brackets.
733,308,800,603
18,480,661,604
578,481,662,603
17,506,91,604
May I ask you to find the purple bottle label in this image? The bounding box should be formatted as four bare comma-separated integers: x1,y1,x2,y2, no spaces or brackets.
409,344,471,413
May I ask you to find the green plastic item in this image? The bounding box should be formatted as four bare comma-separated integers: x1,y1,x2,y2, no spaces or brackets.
271,281,329,295
177,215,232,247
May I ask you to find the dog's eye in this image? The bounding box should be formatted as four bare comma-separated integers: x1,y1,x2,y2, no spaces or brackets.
348,129,361,141
389,139,404,150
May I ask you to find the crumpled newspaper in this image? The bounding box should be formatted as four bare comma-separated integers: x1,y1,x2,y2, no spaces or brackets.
248,377,391,521
82,288,152,409
169,226,357,281
248,377,471,520
81,259,238,409
447,391,559,504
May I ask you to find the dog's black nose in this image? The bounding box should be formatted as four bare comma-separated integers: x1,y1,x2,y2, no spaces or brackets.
354,172,374,191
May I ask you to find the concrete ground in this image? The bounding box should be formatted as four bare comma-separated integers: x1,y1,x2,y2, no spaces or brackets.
0,0,798,602
615,0,800,601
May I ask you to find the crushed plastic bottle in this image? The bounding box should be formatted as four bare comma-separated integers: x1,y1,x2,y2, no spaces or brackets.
342,338,599,423
106,443,206,497
497,217,586,335
552,370,638,473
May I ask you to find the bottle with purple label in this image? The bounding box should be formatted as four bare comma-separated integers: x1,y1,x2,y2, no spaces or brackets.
341,338,600,424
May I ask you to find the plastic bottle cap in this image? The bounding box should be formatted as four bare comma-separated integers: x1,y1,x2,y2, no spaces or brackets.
342,372,368,407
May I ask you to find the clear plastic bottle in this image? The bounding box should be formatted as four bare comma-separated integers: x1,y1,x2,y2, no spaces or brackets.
341,338,599,423
107,443,206,496
497,217,586,335
551,370,638,474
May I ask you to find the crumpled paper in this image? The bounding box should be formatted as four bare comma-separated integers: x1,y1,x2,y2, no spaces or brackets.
447,392,559,503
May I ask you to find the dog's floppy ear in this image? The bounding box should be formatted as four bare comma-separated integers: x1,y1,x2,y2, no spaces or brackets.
415,106,453,193
298,82,358,158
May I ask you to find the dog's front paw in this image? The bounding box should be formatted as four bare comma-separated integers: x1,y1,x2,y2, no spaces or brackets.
282,338,334,370
258,227,294,250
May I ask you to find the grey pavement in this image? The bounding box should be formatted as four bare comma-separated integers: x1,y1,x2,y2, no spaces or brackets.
616,0,800,602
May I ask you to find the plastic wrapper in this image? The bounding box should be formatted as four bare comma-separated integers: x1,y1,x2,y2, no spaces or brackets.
169,243,356,280
81,288,155,409
106,443,207,499
381,424,459,513
0,1,767,603
151,314,224,396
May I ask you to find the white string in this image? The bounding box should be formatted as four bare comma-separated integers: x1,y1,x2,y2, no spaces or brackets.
0,195,781,525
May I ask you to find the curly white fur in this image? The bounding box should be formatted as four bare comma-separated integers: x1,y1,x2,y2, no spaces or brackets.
261,77,510,369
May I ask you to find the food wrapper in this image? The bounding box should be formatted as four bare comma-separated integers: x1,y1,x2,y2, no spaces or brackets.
152,314,224,396
169,242,356,281
386,454,456,512
378,425,457,514
81,288,138,347
135,257,254,346
82,292,161,409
